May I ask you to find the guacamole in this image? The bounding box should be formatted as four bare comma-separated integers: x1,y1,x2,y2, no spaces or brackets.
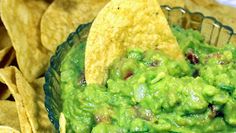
60,26,236,133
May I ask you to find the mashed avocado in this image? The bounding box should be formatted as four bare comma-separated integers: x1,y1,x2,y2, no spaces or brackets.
60,26,236,133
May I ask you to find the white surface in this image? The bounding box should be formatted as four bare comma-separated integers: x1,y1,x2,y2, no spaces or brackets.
217,0,236,7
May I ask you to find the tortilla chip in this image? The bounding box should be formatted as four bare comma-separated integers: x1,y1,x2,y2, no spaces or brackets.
231,34,236,45
85,0,183,84
59,113,66,133
0,67,32,132
0,67,55,132
30,77,55,132
0,126,20,133
185,0,216,7
30,77,45,90
0,100,20,130
40,0,109,52
158,0,185,7
0,0,52,82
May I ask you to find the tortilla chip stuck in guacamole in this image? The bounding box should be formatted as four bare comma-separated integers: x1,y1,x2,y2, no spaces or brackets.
85,0,183,85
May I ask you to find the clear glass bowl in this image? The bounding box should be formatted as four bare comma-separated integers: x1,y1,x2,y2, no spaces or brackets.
44,6,236,132
44,22,92,130
161,5,236,46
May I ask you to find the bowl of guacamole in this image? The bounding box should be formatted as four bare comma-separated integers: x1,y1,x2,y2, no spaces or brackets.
44,5,236,133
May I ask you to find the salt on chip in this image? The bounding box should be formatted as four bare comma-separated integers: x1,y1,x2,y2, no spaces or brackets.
0,0,52,82
40,0,109,52
0,126,20,133
0,100,20,130
85,0,183,84
0,67,55,132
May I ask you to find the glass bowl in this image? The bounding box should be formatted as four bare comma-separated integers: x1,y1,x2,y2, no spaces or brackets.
44,6,236,132
44,22,92,130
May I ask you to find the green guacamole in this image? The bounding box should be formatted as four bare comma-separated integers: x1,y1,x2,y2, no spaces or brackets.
60,26,236,133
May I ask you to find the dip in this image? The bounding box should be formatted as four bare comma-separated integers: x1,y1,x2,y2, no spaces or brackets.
60,26,236,132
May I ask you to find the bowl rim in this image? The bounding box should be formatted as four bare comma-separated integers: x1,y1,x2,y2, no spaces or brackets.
44,5,236,132
161,5,235,44
44,22,92,131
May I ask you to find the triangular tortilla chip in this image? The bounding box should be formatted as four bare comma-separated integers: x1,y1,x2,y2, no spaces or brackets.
40,0,109,52
0,0,52,82
0,100,20,130
85,0,183,84
0,67,55,132
0,67,32,132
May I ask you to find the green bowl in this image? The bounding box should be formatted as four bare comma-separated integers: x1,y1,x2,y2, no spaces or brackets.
44,6,236,132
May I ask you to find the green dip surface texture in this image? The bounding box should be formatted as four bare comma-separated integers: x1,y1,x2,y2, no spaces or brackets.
60,26,236,133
